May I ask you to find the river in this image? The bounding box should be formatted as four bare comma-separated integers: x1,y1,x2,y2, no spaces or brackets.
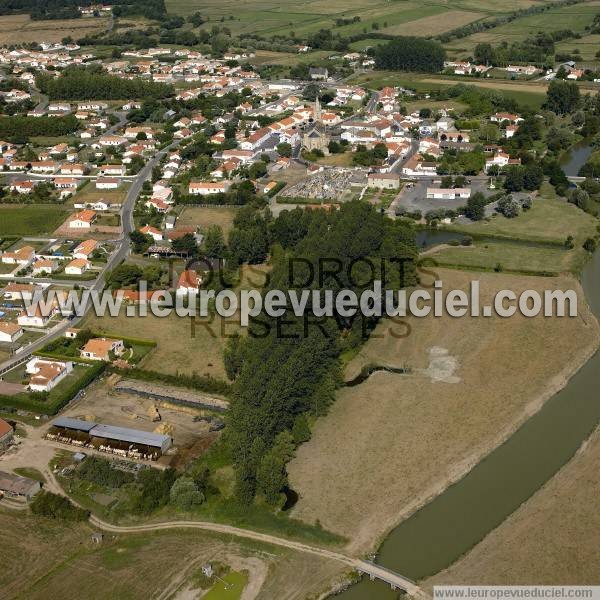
560,138,594,178
335,203,600,598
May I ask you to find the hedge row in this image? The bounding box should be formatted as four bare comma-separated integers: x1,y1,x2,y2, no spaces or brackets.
108,366,231,397
0,362,106,415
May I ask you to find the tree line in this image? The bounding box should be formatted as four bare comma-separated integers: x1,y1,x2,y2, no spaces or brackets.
0,114,79,141
224,201,418,506
36,67,173,101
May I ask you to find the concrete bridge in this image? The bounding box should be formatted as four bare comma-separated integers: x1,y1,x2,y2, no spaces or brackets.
357,560,424,595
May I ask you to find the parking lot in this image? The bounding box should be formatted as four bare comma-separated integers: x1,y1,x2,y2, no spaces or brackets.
392,177,494,214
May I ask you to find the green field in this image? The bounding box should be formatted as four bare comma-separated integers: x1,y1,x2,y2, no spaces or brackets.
446,189,599,245
0,205,69,236
426,240,587,274
166,0,550,38
556,33,600,63
453,1,600,54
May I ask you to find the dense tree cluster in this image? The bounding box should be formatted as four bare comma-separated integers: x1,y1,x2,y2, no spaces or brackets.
374,37,445,73
0,0,165,20
544,80,581,115
0,114,79,141
30,491,89,521
36,67,173,101
225,202,417,505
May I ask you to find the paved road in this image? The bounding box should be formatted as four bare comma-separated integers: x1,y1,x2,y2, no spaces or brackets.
0,142,178,373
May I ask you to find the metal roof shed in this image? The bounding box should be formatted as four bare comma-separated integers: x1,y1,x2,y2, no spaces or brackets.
90,424,172,452
52,417,97,432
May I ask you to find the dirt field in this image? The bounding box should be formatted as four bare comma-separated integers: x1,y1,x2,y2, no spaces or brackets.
425,425,600,589
287,269,599,554
61,377,211,449
0,14,109,44
0,508,347,600
177,206,239,241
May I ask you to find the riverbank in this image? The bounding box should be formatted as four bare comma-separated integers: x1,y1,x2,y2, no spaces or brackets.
288,269,599,555
424,422,600,589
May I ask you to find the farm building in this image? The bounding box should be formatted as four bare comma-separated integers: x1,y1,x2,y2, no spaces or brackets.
49,417,172,459
426,187,471,200
0,471,41,501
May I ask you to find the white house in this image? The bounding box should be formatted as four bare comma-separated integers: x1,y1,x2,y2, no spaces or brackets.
80,337,124,361
176,270,202,296
96,177,120,189
32,259,58,275
26,357,73,392
188,181,230,195
68,210,96,229
18,304,50,328
0,322,23,343
65,258,91,275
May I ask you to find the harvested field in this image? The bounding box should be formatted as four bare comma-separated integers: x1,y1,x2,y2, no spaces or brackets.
288,269,599,554
425,425,600,588
0,205,69,236
0,14,109,44
383,10,482,36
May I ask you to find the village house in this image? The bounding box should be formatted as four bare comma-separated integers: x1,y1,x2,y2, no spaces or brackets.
2,282,39,301
96,177,120,190
64,258,91,275
26,357,73,392
32,259,58,275
18,303,50,328
188,181,230,196
367,173,401,190
0,322,23,343
73,239,99,260
69,210,97,229
0,471,41,501
140,225,163,242
176,269,202,296
80,337,125,361
1,245,35,265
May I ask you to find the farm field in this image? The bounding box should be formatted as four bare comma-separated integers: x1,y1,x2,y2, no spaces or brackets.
287,269,599,554
250,49,335,66
446,190,599,245
452,1,600,54
425,424,600,589
177,206,239,240
425,240,586,274
0,509,346,600
0,14,109,44
165,0,532,38
0,205,69,236
556,33,600,63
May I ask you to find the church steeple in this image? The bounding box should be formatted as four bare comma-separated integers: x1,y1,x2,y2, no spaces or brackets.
314,94,321,122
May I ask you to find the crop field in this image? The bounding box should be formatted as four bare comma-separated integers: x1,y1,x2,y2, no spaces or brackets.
288,269,599,554
0,205,69,236
425,425,600,588
453,1,600,54
556,33,600,62
165,0,507,38
0,14,109,44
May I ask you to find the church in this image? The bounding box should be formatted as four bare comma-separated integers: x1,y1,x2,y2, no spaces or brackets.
302,96,331,153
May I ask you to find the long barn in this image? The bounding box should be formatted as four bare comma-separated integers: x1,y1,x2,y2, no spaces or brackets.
50,417,172,455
